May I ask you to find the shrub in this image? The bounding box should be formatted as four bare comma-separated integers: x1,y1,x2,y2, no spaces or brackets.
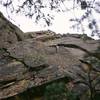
44,82,77,100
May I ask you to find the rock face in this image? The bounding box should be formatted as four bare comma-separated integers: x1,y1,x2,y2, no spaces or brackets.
0,12,24,48
0,12,100,99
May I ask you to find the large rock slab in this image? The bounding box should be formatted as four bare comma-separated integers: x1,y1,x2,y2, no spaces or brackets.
0,35,99,99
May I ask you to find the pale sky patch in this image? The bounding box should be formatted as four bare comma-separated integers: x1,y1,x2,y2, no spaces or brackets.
0,0,100,39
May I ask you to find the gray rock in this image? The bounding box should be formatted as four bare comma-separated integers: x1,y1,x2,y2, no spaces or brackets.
0,14,100,99
0,12,24,48
0,35,99,99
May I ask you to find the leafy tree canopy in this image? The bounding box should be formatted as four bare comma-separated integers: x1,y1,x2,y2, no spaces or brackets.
0,0,100,37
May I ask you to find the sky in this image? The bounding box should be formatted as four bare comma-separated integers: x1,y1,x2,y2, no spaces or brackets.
0,4,75,33
0,0,100,39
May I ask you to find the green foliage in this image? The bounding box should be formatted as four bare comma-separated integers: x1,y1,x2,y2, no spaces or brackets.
44,82,77,100
78,56,100,100
85,56,100,69
81,34,92,41
94,93,100,100
95,46,100,52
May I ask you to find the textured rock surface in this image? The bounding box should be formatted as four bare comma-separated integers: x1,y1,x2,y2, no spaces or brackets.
0,12,24,48
0,12,100,100
0,35,100,99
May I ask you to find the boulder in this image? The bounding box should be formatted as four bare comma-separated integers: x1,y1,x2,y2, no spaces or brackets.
24,30,56,39
0,12,24,48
